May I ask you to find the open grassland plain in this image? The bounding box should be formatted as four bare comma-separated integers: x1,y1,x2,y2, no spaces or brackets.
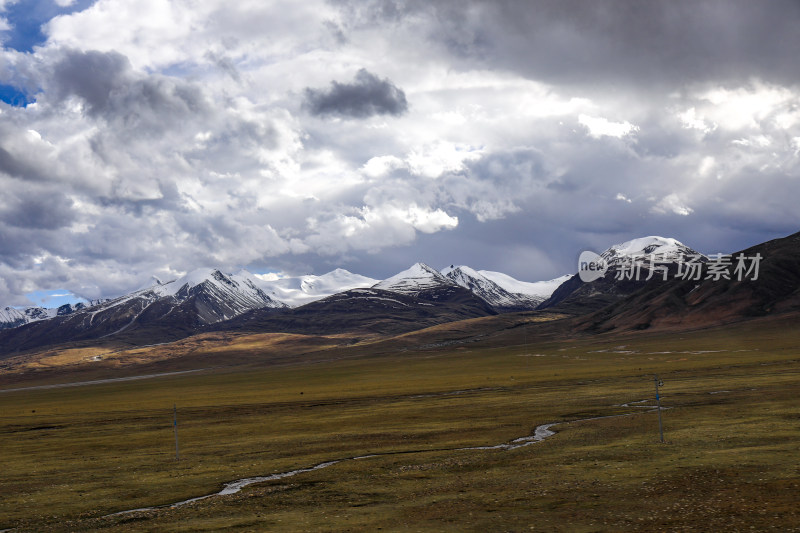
1,315,799,531
0,332,352,388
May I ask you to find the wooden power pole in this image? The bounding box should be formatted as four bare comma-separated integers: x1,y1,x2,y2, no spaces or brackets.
654,375,664,443
173,404,180,460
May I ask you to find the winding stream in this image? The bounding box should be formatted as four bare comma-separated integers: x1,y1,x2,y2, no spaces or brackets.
106,403,659,518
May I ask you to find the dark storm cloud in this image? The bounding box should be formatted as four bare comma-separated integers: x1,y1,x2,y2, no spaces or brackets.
494,0,800,87
0,146,49,181
436,148,550,221
51,49,129,114
51,49,208,132
304,68,408,118
0,221,62,264
0,189,75,230
338,0,800,89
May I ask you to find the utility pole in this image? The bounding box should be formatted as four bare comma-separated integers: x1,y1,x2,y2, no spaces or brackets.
654,375,664,443
173,404,180,461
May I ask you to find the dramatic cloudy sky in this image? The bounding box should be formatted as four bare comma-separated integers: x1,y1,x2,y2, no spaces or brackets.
1,0,799,306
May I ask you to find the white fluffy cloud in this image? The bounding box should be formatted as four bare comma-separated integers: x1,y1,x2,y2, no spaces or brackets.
652,194,694,217
578,114,638,139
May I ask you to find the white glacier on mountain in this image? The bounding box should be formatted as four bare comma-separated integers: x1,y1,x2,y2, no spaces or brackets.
254,268,378,307
478,271,572,302
600,236,704,264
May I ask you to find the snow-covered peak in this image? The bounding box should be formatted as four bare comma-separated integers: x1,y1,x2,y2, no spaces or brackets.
150,268,226,298
443,266,526,308
96,268,286,316
441,264,481,278
443,265,489,286
601,236,703,264
479,271,572,300
373,263,454,295
255,268,378,307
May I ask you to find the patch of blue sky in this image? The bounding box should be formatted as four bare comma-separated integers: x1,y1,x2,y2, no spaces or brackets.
1,0,97,53
25,289,87,309
159,62,197,77
0,83,32,106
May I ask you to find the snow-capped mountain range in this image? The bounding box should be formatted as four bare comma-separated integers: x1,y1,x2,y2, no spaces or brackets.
369,262,564,310
0,303,89,331
0,264,561,333
0,236,700,339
